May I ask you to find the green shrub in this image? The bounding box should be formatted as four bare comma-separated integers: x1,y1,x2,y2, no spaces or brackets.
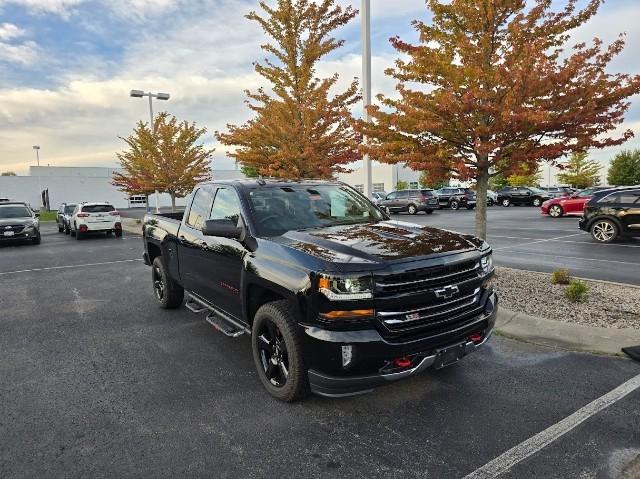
135,219,142,224
565,280,588,303
550,268,571,285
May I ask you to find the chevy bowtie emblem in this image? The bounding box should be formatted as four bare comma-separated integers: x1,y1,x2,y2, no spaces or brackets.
434,285,459,300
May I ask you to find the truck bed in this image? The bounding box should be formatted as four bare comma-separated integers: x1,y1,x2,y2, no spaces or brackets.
143,212,182,239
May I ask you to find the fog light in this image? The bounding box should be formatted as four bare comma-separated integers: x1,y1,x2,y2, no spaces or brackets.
342,345,353,368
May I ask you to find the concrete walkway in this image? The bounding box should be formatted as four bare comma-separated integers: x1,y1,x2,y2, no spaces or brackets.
496,308,640,356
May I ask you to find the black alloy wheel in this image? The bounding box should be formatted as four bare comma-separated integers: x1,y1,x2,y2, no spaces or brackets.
450,200,460,210
256,319,289,388
532,197,542,207
152,262,166,302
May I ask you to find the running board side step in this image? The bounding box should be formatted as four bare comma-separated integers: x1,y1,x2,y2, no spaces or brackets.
185,293,250,338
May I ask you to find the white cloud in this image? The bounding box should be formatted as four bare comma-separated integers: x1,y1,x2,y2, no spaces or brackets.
0,0,87,16
0,22,26,40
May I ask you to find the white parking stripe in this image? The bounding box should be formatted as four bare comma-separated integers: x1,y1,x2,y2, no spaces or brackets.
0,259,143,276
464,373,640,479
493,233,585,251
489,235,640,248
498,251,639,266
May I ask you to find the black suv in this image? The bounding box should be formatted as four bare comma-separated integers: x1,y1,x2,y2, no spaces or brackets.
496,187,551,207
379,189,439,215
579,186,640,243
0,201,41,245
434,187,477,210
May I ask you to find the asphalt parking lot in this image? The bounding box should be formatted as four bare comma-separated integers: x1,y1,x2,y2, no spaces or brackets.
1,223,639,478
398,206,640,286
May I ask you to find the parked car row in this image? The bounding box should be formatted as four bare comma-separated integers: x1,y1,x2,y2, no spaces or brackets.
57,202,122,239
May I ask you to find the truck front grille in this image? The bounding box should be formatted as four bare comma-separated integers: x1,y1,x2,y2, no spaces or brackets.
3,225,25,234
375,260,479,297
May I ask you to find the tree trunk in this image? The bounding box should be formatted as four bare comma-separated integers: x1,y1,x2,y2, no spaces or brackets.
475,166,490,240
171,193,176,212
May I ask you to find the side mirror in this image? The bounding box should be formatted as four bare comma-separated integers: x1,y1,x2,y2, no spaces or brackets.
34,212,40,217
202,219,242,239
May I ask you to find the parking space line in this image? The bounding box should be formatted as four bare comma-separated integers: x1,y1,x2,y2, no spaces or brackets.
464,373,640,479
488,235,640,248
0,259,143,276
493,233,585,251
497,251,639,266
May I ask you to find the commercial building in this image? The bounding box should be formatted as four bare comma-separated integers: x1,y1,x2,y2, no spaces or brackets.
0,166,245,210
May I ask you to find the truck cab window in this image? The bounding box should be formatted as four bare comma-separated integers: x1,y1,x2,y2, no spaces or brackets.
186,187,214,229
210,188,242,225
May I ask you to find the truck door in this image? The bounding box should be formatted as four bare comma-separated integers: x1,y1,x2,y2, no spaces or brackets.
177,186,215,297
194,187,245,319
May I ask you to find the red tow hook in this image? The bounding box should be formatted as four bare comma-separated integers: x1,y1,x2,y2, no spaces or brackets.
394,356,412,368
469,333,483,344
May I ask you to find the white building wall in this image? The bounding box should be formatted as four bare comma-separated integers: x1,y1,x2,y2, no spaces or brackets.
0,166,246,210
338,163,423,193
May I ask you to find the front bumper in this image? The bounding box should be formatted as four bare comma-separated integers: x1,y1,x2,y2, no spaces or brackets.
0,228,38,241
305,293,498,397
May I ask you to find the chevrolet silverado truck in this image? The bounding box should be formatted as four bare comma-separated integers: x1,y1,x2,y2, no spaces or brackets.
142,180,497,401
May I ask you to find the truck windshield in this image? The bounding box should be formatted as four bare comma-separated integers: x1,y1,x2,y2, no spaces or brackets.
0,206,32,218
247,185,386,236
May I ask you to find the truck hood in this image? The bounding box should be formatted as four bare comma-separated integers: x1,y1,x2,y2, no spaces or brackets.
277,220,483,264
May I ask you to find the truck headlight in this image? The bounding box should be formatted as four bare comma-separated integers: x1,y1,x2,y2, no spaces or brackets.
480,254,493,275
318,274,373,300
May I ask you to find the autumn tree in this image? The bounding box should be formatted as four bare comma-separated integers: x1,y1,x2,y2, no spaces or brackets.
419,171,447,189
557,152,602,188
357,0,640,238
113,121,157,206
153,113,213,210
114,113,213,211
216,0,360,178
507,164,542,187
607,149,640,186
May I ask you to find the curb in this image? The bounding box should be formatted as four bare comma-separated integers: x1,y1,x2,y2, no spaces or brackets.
121,218,142,236
496,308,640,356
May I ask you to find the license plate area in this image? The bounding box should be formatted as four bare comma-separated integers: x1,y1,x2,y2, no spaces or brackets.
3,231,15,237
433,342,466,369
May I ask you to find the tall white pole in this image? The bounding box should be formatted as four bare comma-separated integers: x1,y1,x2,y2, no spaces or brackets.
361,0,372,197
148,94,160,213
33,146,43,210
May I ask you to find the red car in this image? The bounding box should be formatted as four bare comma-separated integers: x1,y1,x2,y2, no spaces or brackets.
540,187,612,218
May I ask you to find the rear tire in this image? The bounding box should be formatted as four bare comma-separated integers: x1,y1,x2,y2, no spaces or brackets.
501,198,511,207
252,300,309,402
407,204,418,215
115,229,122,238
152,257,184,309
64,224,70,235
590,219,618,243
58,223,64,233
466,205,475,210
450,200,460,210
532,197,542,207
426,209,434,215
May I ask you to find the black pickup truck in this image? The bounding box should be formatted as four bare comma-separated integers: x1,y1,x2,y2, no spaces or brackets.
143,180,497,401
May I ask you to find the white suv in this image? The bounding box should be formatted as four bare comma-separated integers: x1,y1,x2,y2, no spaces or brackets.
70,202,122,239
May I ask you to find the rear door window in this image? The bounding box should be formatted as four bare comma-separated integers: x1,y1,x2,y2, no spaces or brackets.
618,191,640,205
186,187,214,229
82,204,114,213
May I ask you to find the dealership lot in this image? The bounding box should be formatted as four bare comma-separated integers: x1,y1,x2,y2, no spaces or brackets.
1,223,639,478
402,206,640,286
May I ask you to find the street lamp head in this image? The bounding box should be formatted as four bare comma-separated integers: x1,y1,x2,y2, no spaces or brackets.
32,145,40,150
130,89,145,98
156,93,170,101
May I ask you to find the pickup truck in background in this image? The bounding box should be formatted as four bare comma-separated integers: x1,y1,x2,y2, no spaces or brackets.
143,180,497,401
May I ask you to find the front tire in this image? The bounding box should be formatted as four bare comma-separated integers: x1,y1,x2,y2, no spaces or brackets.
591,219,618,243
252,300,309,402
450,200,460,210
407,204,418,215
58,223,64,233
501,198,511,207
152,257,184,309
532,197,542,207
64,224,70,235
426,209,434,215
32,233,41,245
549,205,563,218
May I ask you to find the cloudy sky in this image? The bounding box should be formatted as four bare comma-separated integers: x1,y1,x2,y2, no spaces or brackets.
0,0,639,176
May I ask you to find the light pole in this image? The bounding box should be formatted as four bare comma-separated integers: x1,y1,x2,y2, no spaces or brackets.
32,145,43,210
129,89,170,213
361,0,372,198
